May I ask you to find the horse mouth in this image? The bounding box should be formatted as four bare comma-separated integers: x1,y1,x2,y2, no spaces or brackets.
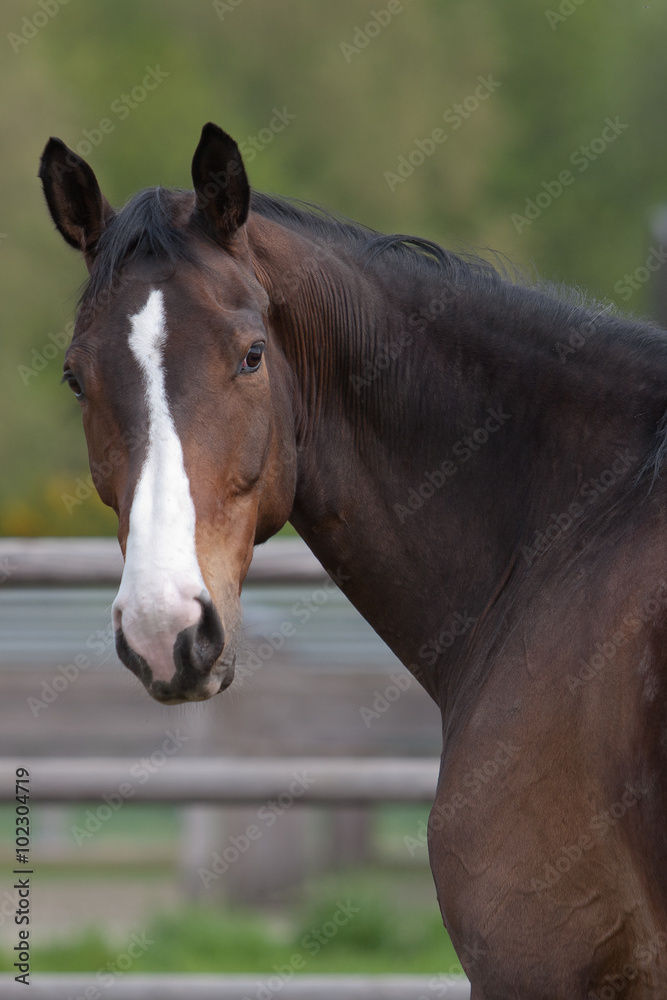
114,626,236,703
149,667,235,704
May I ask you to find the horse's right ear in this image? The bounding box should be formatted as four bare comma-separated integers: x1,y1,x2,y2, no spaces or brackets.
38,138,114,267
190,123,250,243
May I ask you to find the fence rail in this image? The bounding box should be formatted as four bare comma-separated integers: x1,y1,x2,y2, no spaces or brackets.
0,973,470,999
0,536,326,586
0,756,468,1000
0,757,439,803
0,540,466,999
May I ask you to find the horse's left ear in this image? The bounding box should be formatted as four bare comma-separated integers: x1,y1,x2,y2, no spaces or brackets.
38,137,114,268
191,123,250,242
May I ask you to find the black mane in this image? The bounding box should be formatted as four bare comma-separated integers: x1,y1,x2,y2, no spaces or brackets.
82,187,200,303
83,185,503,304
250,190,502,282
79,186,667,485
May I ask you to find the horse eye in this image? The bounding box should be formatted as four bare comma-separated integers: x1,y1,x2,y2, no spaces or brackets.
240,344,264,374
62,370,84,400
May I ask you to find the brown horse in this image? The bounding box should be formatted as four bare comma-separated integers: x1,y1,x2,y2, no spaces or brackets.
39,123,667,998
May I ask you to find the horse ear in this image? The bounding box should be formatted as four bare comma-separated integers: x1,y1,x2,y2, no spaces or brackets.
190,123,250,242
39,138,114,268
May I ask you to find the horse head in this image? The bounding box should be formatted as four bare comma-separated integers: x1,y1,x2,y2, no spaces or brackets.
39,124,297,703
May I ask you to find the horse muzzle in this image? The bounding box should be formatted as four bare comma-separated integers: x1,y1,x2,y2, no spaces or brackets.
113,590,235,703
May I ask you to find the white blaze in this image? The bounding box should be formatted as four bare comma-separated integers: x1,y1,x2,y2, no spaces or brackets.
112,288,208,682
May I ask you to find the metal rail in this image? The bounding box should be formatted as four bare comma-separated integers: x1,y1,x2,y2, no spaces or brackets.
0,974,470,999
0,539,461,999
0,536,327,586
0,758,464,1000
0,757,439,803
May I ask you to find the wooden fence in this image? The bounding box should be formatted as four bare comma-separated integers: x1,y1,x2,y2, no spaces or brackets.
0,539,467,998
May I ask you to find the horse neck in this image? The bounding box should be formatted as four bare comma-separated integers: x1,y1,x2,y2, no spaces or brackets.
247,214,663,702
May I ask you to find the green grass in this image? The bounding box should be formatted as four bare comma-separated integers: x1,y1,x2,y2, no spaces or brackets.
0,875,460,975
0,808,458,974
0,802,425,846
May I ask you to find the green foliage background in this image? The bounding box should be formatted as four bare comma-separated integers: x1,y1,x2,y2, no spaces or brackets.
0,0,665,535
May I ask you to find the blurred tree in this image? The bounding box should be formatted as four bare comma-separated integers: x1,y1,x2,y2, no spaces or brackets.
0,0,664,534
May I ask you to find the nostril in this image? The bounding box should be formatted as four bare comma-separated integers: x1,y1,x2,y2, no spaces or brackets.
172,593,225,675
194,595,225,666
114,625,152,689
